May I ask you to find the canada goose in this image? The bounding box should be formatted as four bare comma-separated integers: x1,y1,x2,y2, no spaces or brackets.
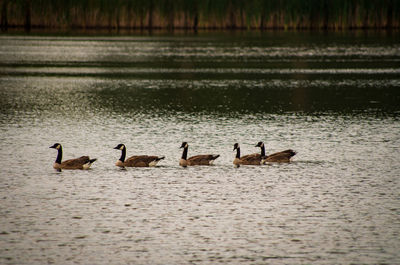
49,143,97,170
255,141,296,163
233,143,262,166
113,144,165,167
179,142,220,167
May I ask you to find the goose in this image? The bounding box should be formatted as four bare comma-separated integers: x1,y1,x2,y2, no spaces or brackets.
255,141,296,163
49,143,97,170
233,143,262,166
179,142,220,167
113,144,165,167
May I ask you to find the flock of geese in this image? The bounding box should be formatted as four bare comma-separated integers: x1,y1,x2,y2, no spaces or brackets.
49,142,296,170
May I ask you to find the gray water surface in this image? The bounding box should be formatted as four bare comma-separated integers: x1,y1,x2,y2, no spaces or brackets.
0,31,399,264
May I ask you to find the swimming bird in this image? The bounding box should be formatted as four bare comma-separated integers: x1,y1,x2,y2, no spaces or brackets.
179,142,220,167
49,143,97,170
255,141,296,163
113,144,165,167
233,143,262,166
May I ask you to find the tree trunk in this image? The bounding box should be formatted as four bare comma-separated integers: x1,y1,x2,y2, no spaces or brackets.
386,0,393,28
260,13,265,30
24,0,31,31
148,0,153,29
1,0,8,30
193,5,198,32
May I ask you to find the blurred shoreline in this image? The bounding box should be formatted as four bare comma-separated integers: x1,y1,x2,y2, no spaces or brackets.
1,0,399,32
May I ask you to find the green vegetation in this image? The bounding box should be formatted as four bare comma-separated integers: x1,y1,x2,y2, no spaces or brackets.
1,0,399,30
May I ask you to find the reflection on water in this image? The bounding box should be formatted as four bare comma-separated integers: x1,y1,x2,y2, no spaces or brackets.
1,77,399,117
0,31,399,264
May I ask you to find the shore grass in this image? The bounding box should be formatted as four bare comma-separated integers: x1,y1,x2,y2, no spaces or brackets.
1,0,399,30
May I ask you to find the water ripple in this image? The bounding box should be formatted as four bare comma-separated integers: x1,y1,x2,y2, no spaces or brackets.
0,32,399,264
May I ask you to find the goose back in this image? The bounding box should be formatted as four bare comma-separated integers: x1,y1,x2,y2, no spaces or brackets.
187,154,220,166
58,156,97,170
124,155,165,167
263,149,296,163
236,153,262,165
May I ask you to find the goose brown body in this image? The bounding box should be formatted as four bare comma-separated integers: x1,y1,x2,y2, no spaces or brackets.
114,144,164,167
179,142,219,167
50,143,96,170
256,142,296,163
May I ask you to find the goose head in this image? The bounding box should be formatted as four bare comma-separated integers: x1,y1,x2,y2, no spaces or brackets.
180,142,188,149
49,143,62,150
255,141,264,148
113,144,126,150
233,143,239,151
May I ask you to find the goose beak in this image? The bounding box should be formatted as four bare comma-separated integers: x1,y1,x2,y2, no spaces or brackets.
113,146,119,149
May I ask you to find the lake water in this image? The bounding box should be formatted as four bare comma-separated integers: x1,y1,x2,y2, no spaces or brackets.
0,30,399,264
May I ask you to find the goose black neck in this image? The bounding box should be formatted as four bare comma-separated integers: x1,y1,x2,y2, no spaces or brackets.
56,147,62,164
236,147,241,158
260,145,265,157
119,147,126,162
181,146,188,160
